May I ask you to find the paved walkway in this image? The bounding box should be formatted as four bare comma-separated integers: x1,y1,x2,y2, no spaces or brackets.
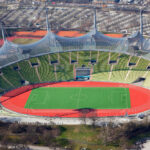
141,140,150,150
0,115,133,125
0,144,64,150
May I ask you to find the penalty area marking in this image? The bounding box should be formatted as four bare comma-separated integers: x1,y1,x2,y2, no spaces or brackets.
76,87,82,109
110,89,129,109
25,88,48,108
124,88,129,109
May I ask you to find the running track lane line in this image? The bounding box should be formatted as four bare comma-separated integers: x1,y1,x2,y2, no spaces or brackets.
1,81,150,117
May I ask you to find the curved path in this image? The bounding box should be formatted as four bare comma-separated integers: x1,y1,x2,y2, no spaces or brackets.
0,81,150,117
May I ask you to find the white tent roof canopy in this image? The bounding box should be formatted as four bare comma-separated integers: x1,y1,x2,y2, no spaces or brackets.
0,8,149,69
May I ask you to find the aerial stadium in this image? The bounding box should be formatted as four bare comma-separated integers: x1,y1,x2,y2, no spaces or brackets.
1,8,150,118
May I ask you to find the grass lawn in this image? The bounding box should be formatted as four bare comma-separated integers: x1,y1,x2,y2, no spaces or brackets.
25,87,131,109
58,125,123,150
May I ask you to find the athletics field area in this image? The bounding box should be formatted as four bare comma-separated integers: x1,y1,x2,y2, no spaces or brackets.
1,81,150,117
25,87,130,109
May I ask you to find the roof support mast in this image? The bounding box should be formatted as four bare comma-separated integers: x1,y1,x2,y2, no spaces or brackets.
140,9,143,36
94,8,97,33
46,8,50,32
140,9,143,50
1,23,6,42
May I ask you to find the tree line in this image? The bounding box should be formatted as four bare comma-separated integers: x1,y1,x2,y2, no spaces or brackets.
0,118,149,149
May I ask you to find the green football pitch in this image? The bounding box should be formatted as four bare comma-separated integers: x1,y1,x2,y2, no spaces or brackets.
24,87,131,109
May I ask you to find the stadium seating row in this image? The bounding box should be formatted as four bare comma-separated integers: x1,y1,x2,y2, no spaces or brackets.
1,51,150,93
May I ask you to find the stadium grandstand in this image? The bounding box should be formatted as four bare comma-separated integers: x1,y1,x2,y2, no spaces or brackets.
1,8,150,118
1,9,150,88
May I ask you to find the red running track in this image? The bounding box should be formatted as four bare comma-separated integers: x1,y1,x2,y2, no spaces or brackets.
1,81,150,117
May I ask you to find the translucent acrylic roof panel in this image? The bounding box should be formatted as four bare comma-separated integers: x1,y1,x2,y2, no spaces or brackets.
0,29,150,69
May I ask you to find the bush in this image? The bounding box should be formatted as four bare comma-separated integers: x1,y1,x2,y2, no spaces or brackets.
9,123,27,134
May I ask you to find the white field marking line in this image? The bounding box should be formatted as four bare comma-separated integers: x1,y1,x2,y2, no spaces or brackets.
123,88,128,109
125,93,128,108
120,94,124,109
41,89,48,105
27,93,38,108
111,89,127,109
29,88,48,107
40,89,48,105
30,93,39,104
110,91,113,108
127,88,130,108
76,87,82,109
111,90,121,109
120,89,124,108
